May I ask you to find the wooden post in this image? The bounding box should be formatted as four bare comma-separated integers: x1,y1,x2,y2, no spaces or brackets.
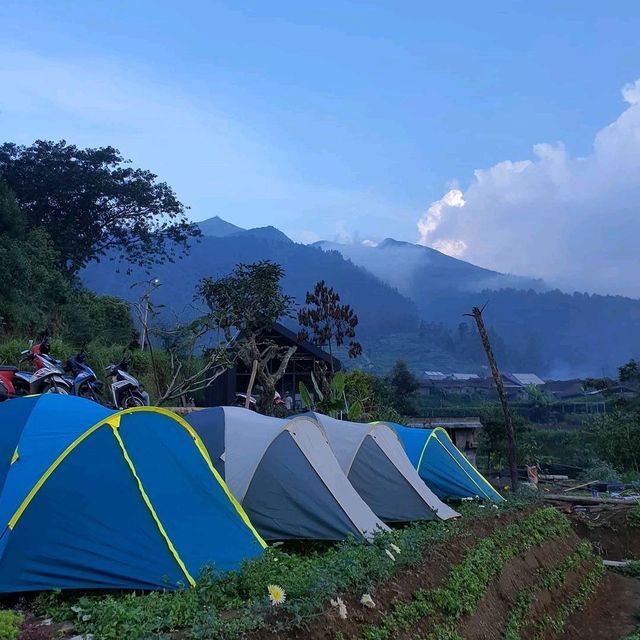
468,306,519,490
245,359,258,410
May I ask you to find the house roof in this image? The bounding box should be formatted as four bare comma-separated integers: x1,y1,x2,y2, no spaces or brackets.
506,373,545,386
271,323,343,371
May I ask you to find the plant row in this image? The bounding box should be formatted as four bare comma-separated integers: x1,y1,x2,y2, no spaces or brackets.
359,506,571,640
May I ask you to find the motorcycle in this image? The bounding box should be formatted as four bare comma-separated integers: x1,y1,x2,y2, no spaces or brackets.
0,363,31,401
20,337,72,395
105,355,145,409
234,391,285,411
64,348,104,403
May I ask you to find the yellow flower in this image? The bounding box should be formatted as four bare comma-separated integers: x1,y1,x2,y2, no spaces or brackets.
390,543,401,555
267,584,286,606
360,593,376,609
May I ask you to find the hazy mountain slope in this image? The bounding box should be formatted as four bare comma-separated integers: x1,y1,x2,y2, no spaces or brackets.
82,234,418,337
312,238,640,376
82,219,640,377
315,238,544,303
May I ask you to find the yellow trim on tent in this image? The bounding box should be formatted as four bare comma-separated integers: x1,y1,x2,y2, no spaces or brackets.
419,427,501,501
375,421,502,502
110,421,196,587
10,448,19,465
6,405,266,551
7,418,114,530
117,407,268,549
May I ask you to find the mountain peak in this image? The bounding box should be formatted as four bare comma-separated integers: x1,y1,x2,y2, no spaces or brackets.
198,216,244,237
197,216,291,243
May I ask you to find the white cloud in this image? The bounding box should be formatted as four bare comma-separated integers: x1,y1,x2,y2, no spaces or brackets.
418,78,640,297
622,79,640,105
417,189,465,245
361,239,378,247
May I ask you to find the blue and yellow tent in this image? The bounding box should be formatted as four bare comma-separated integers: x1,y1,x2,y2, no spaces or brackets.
0,395,265,593
382,423,503,503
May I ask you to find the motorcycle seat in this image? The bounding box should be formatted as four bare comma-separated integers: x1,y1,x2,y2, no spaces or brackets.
0,365,17,372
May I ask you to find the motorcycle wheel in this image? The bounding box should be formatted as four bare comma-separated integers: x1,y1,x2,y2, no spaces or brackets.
121,391,145,409
79,387,104,405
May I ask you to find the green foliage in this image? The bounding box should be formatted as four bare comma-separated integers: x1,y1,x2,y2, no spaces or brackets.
0,182,69,334
360,507,570,640
533,560,604,639
384,360,420,416
578,460,622,482
300,370,362,420
198,261,296,414
628,504,640,529
0,610,22,640
59,291,135,346
35,495,543,639
477,404,531,469
583,410,640,473
0,180,136,343
297,280,362,363
619,359,640,384
0,140,197,276
430,507,569,618
198,261,294,338
619,560,640,578
503,540,594,640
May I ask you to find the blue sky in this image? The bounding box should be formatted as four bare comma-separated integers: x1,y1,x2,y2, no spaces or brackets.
2,1,640,293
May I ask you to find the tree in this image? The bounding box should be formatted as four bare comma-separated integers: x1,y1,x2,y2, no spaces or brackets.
153,316,236,406
0,140,199,277
478,405,531,471
197,261,296,414
584,410,640,474
297,280,362,371
0,181,70,334
619,359,640,385
385,360,420,415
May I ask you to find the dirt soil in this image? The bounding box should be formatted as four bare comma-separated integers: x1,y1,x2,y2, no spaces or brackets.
563,571,640,639
565,504,640,560
250,509,530,640
457,534,582,640
251,506,640,640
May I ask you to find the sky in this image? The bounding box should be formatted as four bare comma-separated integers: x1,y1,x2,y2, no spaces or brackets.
1,1,640,296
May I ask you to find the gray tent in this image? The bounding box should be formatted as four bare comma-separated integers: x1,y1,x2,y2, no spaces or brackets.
185,407,389,541
304,413,459,522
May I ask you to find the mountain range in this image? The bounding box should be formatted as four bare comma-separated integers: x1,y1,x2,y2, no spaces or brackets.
82,216,640,378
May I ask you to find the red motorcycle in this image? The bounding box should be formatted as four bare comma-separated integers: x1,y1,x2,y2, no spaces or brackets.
21,337,71,396
0,337,71,401
0,355,32,401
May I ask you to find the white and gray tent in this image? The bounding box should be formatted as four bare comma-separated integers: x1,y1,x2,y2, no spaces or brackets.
185,407,389,541
304,413,459,523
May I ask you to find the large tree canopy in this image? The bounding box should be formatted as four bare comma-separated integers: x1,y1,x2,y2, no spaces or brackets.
197,261,296,414
0,140,199,276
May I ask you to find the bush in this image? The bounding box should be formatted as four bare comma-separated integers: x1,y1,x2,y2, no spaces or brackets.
0,610,22,640
579,460,622,483
628,505,640,529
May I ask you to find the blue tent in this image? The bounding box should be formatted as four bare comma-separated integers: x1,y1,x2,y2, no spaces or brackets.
0,395,265,593
383,423,503,502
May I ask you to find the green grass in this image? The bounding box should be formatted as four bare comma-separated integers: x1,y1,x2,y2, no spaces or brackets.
32,496,540,640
